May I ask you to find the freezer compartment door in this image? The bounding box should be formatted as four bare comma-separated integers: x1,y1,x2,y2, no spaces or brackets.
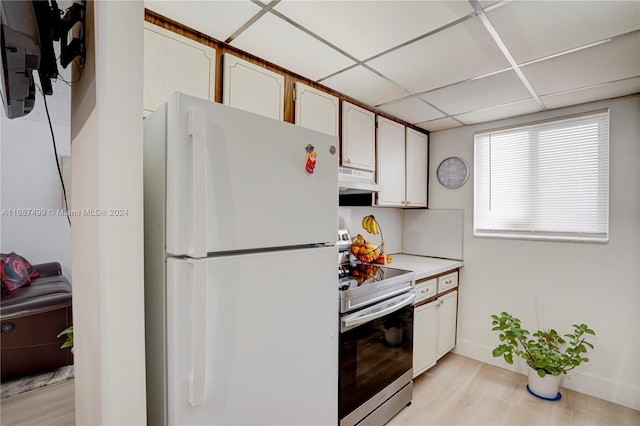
166,246,338,425
164,93,338,257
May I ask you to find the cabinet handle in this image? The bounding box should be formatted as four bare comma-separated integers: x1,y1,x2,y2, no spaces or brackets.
345,159,351,164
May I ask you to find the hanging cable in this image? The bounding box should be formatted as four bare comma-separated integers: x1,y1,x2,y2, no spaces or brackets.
37,84,71,226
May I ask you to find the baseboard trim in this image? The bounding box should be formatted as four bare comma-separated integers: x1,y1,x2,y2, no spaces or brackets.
453,339,640,411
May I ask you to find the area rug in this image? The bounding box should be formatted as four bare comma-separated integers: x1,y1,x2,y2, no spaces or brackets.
1,365,74,399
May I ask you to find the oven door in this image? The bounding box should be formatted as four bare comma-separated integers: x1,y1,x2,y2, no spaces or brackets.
339,292,414,421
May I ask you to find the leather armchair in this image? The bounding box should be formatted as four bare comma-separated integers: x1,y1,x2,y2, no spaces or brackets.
1,262,73,379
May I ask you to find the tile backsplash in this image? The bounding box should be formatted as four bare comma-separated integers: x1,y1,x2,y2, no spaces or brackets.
339,207,464,260
402,209,463,260
338,207,403,254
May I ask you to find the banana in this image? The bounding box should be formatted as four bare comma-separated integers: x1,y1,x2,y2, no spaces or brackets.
361,215,382,235
361,215,370,232
363,215,372,233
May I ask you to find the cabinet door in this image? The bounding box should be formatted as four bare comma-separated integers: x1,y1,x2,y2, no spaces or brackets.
294,82,339,137
341,102,375,171
143,23,216,117
223,54,285,120
413,300,438,378
376,117,406,206
405,128,428,207
437,290,458,359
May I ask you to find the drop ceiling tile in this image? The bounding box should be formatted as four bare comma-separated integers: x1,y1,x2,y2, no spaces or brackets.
419,70,531,115
366,16,510,94
230,13,355,81
144,1,262,42
522,33,640,96
320,66,408,107
416,117,463,133
487,1,640,63
376,96,445,124
541,77,640,110
455,99,542,125
273,1,475,61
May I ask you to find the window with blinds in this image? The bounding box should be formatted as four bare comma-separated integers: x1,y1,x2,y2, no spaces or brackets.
474,110,609,242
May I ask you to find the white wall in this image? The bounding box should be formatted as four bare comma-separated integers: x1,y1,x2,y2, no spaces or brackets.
70,1,147,424
0,75,72,279
429,95,640,410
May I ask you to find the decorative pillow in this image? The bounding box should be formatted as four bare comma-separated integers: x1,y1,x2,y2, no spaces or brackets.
0,252,40,292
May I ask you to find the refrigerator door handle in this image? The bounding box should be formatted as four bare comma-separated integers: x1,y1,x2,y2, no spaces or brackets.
188,109,207,258
188,260,207,406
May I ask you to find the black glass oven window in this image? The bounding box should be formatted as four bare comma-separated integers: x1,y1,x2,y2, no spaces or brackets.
339,305,413,419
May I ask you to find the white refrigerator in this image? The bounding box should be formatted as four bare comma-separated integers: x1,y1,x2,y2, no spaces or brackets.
143,93,339,425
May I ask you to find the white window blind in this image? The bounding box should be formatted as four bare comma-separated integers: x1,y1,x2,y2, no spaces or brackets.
474,110,609,242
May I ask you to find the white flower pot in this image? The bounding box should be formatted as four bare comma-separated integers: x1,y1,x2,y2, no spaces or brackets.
527,367,561,400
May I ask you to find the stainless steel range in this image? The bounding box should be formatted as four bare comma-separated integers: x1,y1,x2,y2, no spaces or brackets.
337,230,416,426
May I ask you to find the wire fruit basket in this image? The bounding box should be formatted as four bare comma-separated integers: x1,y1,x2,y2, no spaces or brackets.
351,215,386,264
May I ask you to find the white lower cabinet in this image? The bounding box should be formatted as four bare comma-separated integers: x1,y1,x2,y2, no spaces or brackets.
436,290,458,359
413,300,438,377
413,271,459,378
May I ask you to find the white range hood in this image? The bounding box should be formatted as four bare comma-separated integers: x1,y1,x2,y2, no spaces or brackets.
338,167,382,194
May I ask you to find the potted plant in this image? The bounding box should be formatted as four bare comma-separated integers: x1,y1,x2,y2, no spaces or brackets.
491,311,595,400
57,325,74,353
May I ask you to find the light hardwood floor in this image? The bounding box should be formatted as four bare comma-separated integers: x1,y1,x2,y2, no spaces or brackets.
389,353,640,426
1,354,638,425
0,380,74,426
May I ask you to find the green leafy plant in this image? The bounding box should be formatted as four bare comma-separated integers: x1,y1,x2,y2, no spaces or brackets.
491,312,595,377
57,326,74,349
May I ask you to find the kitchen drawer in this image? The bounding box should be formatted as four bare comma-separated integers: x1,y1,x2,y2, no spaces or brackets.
414,278,437,304
437,271,458,294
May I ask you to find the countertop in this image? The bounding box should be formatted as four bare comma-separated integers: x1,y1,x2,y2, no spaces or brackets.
388,254,463,280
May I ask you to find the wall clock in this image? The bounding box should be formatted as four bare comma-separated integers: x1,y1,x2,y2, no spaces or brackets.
437,156,469,188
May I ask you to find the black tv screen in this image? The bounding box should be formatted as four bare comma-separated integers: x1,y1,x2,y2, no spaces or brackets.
0,0,58,119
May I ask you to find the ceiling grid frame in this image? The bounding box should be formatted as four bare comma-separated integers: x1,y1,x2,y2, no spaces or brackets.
144,0,640,132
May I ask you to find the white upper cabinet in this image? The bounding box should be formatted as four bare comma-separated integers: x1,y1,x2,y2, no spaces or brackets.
376,117,406,206
405,128,428,207
341,101,376,171
143,22,216,117
223,53,285,121
294,82,339,137
375,122,428,207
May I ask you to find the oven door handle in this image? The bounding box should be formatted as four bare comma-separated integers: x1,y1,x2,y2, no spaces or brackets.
341,292,415,333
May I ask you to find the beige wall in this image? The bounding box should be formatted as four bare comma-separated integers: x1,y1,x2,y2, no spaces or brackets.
429,94,640,410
